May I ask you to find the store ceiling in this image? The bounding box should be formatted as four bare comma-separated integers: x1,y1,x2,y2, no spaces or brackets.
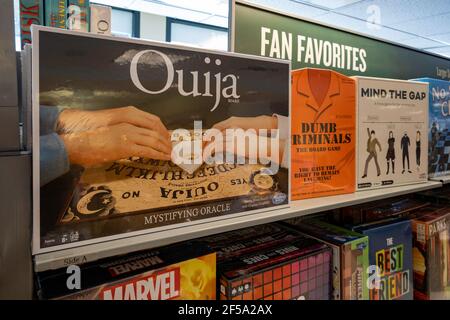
248,0,450,57
93,0,450,57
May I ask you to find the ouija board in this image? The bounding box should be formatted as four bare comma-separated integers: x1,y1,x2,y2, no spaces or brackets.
58,158,283,225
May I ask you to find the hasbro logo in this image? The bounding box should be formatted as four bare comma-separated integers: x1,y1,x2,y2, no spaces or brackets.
272,192,287,205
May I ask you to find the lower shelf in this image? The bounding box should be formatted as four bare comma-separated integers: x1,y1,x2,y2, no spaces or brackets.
34,180,442,272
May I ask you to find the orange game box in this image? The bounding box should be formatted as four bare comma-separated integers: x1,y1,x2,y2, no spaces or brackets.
291,68,356,200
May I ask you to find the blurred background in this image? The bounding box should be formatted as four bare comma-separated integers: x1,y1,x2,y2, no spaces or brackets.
13,0,450,57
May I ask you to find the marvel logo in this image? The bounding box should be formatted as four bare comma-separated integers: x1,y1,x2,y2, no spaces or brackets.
100,268,180,300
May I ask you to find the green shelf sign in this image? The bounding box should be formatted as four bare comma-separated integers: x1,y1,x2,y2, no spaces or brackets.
231,0,450,80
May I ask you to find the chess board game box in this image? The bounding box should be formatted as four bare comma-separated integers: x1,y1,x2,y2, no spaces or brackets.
202,224,298,263
32,26,290,253
218,235,332,300
36,241,216,300
411,78,450,178
334,197,429,225
409,205,450,300
282,216,369,300
415,185,450,205
291,68,356,200
354,77,428,191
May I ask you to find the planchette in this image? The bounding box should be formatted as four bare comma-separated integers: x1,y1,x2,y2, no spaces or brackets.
171,130,204,175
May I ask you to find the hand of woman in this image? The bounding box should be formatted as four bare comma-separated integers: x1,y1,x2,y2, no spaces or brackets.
57,106,170,141
61,122,172,167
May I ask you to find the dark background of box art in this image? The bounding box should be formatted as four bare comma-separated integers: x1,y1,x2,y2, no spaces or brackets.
39,31,289,129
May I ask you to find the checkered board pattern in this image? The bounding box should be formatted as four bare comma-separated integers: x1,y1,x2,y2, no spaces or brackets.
429,128,450,177
221,251,331,300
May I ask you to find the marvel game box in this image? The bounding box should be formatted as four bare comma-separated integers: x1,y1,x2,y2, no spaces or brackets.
36,241,216,300
32,27,290,253
354,77,428,191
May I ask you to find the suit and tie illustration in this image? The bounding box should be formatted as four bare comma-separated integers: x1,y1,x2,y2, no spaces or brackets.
401,132,412,174
291,68,355,199
362,128,382,178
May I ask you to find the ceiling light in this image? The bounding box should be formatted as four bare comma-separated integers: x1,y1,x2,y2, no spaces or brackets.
291,0,362,10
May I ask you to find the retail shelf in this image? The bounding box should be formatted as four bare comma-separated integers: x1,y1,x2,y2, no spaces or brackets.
430,175,450,185
34,181,442,272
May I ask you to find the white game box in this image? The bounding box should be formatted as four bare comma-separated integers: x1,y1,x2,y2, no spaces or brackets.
354,76,428,191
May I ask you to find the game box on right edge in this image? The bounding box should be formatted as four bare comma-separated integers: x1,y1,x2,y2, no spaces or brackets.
411,78,450,178
410,205,450,300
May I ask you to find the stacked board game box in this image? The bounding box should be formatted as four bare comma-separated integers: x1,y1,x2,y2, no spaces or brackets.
90,3,112,35
45,0,67,29
282,216,369,300
352,219,413,300
36,241,216,300
330,202,415,300
334,197,429,225
409,205,450,299
354,77,428,190
415,186,450,208
217,234,332,300
203,224,298,263
411,78,450,178
43,0,110,35
21,0,92,48
20,0,44,48
67,0,90,32
291,68,356,200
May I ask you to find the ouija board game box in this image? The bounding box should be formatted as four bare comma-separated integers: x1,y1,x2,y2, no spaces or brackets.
291,68,356,200
354,77,428,190
409,205,450,300
218,235,332,300
411,78,450,178
36,241,216,300
282,216,369,300
31,27,290,253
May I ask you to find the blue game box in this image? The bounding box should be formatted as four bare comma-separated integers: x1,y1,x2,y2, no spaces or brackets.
411,78,450,178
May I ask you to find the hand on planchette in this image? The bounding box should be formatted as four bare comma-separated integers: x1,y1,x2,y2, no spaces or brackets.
58,106,172,167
